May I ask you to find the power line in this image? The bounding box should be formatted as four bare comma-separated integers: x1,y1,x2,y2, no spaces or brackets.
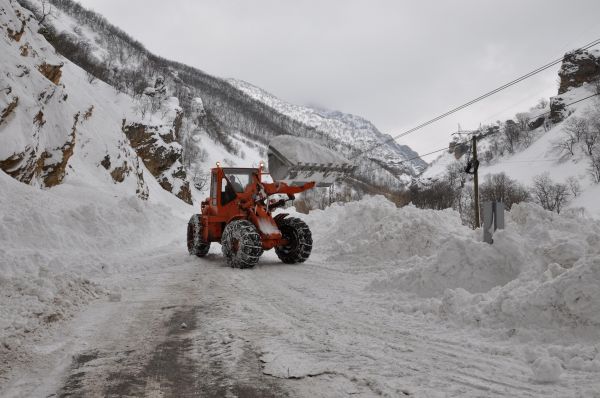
350,37,600,160
353,92,600,177
530,92,600,119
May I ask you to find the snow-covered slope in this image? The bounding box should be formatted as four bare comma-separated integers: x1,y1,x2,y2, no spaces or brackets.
0,0,198,203
230,79,426,176
0,169,189,353
0,0,194,357
14,0,424,193
421,48,600,215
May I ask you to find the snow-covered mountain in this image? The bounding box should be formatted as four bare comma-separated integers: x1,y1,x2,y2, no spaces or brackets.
229,79,426,176
0,0,196,204
421,47,600,215
5,0,425,197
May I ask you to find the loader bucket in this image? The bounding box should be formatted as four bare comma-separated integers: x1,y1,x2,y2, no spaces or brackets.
267,135,356,187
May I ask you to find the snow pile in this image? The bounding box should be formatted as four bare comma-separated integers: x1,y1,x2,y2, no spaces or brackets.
302,195,469,267
301,196,600,338
437,203,600,335
0,171,186,353
531,355,563,383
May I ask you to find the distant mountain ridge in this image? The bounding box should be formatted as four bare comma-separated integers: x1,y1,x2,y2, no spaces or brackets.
229,79,426,174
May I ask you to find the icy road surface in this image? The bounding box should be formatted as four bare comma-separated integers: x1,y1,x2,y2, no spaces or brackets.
2,244,598,398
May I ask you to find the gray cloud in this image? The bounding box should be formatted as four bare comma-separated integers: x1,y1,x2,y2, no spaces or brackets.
77,0,600,155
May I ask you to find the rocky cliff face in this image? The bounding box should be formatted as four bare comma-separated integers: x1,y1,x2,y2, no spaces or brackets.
0,0,189,203
557,50,600,95
550,49,600,123
0,6,77,188
122,120,191,204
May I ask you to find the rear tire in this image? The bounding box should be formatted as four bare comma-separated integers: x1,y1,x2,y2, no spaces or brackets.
275,217,312,264
187,214,210,257
221,220,263,269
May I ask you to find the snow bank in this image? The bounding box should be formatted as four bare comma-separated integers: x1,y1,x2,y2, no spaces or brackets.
301,196,600,340
301,196,470,267
531,355,562,383
437,203,600,336
0,171,185,352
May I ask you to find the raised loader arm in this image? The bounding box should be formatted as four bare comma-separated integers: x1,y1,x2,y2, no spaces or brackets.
262,181,315,196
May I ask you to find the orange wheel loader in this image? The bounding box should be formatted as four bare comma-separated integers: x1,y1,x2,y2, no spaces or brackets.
187,135,355,268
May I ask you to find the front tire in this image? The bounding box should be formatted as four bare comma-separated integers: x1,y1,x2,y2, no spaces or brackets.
187,214,210,257
275,217,312,264
221,220,263,269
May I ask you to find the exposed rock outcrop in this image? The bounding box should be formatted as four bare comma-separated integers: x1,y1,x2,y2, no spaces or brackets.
100,154,111,170
7,19,25,42
39,112,78,187
0,96,19,126
110,162,129,183
558,50,600,95
548,50,600,124
38,62,63,85
98,141,149,200
0,113,77,186
528,116,545,130
122,121,192,204
0,147,38,183
549,97,567,124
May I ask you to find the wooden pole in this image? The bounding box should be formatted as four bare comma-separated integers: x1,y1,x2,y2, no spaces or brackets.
472,135,480,228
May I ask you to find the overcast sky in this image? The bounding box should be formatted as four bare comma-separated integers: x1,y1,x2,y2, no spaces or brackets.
77,0,600,156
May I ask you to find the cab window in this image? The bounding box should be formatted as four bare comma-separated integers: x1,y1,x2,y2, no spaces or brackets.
221,178,236,205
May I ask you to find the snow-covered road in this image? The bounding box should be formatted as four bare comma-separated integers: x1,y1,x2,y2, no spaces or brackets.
2,175,599,397
2,241,598,397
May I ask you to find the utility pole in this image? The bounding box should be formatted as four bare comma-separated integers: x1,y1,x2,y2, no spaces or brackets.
472,135,480,228
454,129,481,229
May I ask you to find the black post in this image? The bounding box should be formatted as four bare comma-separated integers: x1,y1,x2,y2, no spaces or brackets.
472,135,480,229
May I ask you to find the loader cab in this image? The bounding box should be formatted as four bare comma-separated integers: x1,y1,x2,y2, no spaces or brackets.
209,167,259,207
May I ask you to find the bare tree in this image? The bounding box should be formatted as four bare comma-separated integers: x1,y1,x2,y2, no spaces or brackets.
409,179,458,211
564,116,588,142
566,176,581,197
536,98,549,109
582,112,600,156
515,113,530,131
37,0,53,26
554,117,586,157
479,173,530,210
530,173,571,214
554,135,577,157
503,119,521,153
445,162,466,189
589,150,600,183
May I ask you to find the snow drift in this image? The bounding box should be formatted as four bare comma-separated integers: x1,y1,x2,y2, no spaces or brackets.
301,196,600,339
0,170,187,353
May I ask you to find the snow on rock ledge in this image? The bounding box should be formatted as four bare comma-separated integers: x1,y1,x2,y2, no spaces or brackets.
122,119,191,204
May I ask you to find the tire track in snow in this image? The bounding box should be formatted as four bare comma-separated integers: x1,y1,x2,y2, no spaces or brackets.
1,251,290,398
223,256,591,397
